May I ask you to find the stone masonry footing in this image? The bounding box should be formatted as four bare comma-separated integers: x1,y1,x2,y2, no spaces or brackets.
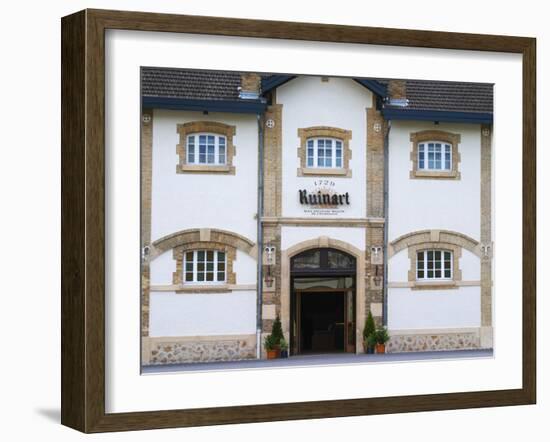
148,339,256,365
387,332,481,353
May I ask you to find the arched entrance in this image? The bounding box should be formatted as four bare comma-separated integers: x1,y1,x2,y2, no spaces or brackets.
290,248,356,355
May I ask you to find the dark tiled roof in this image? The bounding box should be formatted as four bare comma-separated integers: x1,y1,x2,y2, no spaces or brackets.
396,80,493,114
142,68,493,114
141,67,244,101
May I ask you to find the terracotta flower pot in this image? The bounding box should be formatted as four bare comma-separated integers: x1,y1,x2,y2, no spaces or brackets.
266,349,278,359
375,343,386,354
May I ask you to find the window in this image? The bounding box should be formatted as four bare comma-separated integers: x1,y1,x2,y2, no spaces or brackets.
186,134,227,165
297,127,352,177
416,250,453,280
291,248,356,273
292,249,321,269
418,142,452,171
177,121,236,174
306,138,343,169
184,250,226,283
409,130,461,180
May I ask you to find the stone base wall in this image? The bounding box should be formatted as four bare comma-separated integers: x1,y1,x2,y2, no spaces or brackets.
386,332,481,353
145,335,256,365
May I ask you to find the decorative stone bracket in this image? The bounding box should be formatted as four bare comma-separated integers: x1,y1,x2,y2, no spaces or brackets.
370,245,383,265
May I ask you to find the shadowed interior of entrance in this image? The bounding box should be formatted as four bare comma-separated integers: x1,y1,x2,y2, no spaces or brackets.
300,292,345,353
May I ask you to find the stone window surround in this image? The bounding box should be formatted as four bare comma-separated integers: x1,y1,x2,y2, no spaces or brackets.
389,229,482,291
173,241,237,289
176,121,236,174
407,242,462,290
409,130,461,180
147,228,257,293
297,126,352,177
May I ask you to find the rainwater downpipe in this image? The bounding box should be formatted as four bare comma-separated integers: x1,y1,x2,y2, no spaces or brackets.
256,114,264,358
383,120,391,326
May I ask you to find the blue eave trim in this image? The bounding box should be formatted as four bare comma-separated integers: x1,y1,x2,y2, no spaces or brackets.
382,108,493,124
142,97,267,114
353,79,388,98
261,75,296,93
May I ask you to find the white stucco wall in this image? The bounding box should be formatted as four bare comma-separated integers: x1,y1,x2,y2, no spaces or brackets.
388,121,481,242
149,291,257,337
150,250,174,285
276,76,372,219
387,121,483,330
232,250,257,285
148,109,259,336
387,249,409,282
281,226,365,251
150,109,258,243
387,248,481,329
461,249,481,281
387,287,481,330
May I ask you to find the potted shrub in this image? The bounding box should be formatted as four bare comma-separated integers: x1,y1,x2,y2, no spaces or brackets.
279,338,289,358
271,315,284,356
374,327,390,354
362,311,376,354
264,334,278,359
366,334,377,354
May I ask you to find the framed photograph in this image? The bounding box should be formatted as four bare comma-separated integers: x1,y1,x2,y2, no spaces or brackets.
61,9,536,433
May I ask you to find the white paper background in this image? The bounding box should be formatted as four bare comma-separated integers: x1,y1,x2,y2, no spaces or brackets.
105,29,523,413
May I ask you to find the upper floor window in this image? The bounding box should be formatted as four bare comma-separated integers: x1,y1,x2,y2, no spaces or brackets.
297,127,352,177
184,250,226,283
409,130,461,180
416,249,452,280
418,142,452,171
306,138,344,169
187,134,227,165
176,121,236,174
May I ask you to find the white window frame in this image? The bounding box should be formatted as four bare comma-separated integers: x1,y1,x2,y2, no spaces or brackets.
306,137,343,169
416,249,453,281
183,250,227,284
186,133,227,165
417,141,452,171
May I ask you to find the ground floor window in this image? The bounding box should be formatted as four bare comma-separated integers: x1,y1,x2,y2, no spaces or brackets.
416,249,452,280
184,250,226,282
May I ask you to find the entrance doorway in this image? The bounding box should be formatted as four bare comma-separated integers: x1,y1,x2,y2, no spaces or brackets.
290,248,356,355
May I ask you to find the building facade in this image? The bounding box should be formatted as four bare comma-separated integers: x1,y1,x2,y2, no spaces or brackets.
140,68,494,365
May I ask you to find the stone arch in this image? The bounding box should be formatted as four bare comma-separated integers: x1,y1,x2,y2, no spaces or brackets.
388,229,480,258
285,236,363,260
150,228,256,260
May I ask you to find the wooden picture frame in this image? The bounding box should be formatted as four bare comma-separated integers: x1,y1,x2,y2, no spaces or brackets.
61,9,536,433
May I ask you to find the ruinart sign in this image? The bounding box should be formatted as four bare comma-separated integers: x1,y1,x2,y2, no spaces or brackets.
298,181,350,216
299,189,350,206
